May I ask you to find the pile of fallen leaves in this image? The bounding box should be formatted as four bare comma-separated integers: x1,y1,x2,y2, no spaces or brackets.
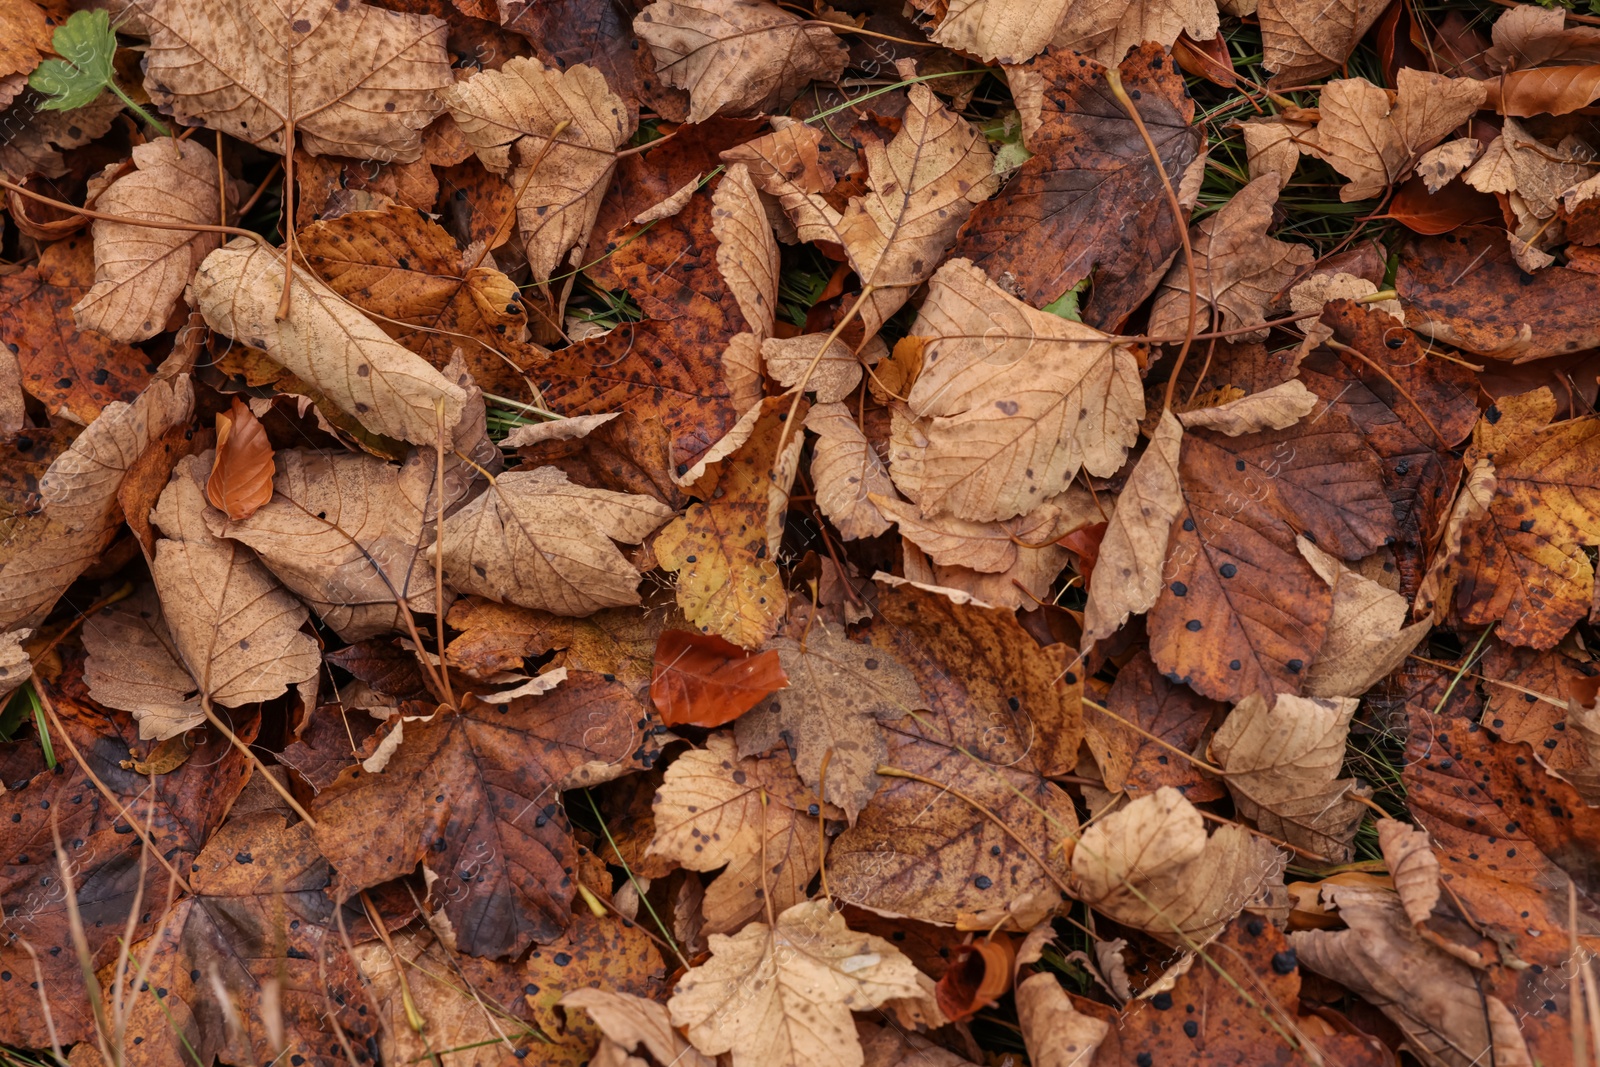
2,0,1599,1064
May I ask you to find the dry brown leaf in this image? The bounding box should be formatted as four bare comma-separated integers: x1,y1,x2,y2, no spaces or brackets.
143,0,452,160
655,396,806,648
734,626,922,822
149,454,320,714
296,202,546,396
1081,410,1183,645
434,466,673,617
1375,818,1444,930
1051,0,1219,67
875,495,1075,576
445,597,671,688
0,627,30,704
1176,379,1318,435
667,901,929,1067
634,174,701,224
81,584,204,740
763,334,861,402
1466,118,1593,219
502,412,620,448
1260,0,1390,86
1150,177,1315,340
806,401,897,540
0,94,120,180
193,240,467,445
635,0,848,122
1416,138,1480,191
647,733,821,932
206,396,274,521
445,56,634,284
1309,72,1487,201
713,162,779,339
75,138,232,342
909,1,1068,63
1291,885,1535,1067
1014,972,1110,1067
211,449,448,640
1297,536,1429,698
892,259,1142,523
1087,647,1226,801
562,990,716,1067
1069,786,1283,947
1240,116,1311,190
776,85,997,340
0,0,53,82
1210,692,1370,862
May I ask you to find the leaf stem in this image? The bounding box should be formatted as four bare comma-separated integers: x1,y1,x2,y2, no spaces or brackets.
107,81,171,138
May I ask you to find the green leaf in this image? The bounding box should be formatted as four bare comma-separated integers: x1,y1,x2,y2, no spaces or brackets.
1041,280,1088,322
29,8,117,112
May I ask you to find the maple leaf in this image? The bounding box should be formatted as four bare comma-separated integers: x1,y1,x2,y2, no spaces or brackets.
735,626,922,822
296,201,546,396
309,671,662,958
433,466,673,617
0,235,154,424
109,811,377,1067
667,901,929,1067
75,137,234,342
149,454,321,715
1476,640,1599,797
1259,0,1389,87
142,0,452,160
1305,71,1487,201
951,44,1200,329
889,259,1142,524
1147,177,1315,340
647,733,821,932
772,84,997,339
1210,692,1370,862
522,911,670,1065
634,0,848,123
1069,786,1283,947
194,240,468,445
0,659,257,1049
655,396,805,648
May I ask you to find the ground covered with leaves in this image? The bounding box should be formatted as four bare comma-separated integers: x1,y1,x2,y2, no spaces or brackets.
0,0,1598,1064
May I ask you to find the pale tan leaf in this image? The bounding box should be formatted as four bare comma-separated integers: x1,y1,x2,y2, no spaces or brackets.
1240,117,1311,191
0,628,30,704
444,56,633,283
776,86,998,339
763,334,860,402
913,0,1070,64
807,402,896,540
1260,0,1390,86
149,454,320,713
873,494,1074,575
1014,971,1109,1067
210,449,446,640
434,466,672,616
1466,119,1594,218
1082,411,1184,646
1312,72,1487,201
82,585,205,740
719,119,834,197
635,0,849,122
1298,536,1429,698
893,259,1142,523
722,332,766,412
1291,885,1535,1067
1149,177,1315,340
1415,138,1480,192
1210,692,1370,862
1177,380,1317,435
633,174,700,224
143,0,451,160
667,901,928,1067
193,240,467,445
75,139,231,342
1069,786,1283,947
735,627,922,822
1052,0,1218,67
647,734,820,933
1375,818,1441,929
0,343,20,433
501,412,621,448
561,991,716,1067
714,163,779,340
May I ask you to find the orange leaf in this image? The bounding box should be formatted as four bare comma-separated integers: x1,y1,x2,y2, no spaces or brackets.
206,397,275,520
1172,32,1238,89
650,629,788,728
1483,65,1600,117
933,935,1016,1023
1384,175,1497,234
1057,521,1108,587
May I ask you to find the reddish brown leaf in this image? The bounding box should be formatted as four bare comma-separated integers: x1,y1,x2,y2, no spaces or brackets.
205,397,275,521
1172,31,1238,88
1088,648,1226,801
1384,174,1498,234
651,629,788,728
1484,63,1600,116
934,935,1016,1023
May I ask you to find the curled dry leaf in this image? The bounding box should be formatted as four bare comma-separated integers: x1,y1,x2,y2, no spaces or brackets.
150,454,320,712
650,628,788,728
1297,536,1430,697
206,396,274,521
1069,786,1283,947
446,597,670,690
807,401,897,540
1175,379,1318,435
647,733,821,933
1148,177,1315,341
667,901,929,1067
934,936,1015,1023
445,56,633,284
713,162,780,339
735,625,922,822
143,0,451,160
0,626,29,704
75,137,232,342
634,0,848,122
1210,692,1370,862
893,259,1143,524
82,584,205,740
434,466,673,617
193,240,467,445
